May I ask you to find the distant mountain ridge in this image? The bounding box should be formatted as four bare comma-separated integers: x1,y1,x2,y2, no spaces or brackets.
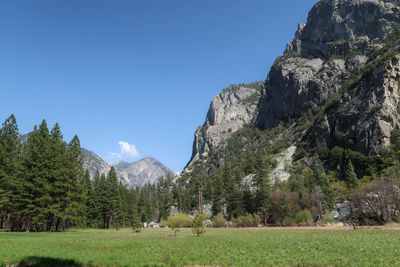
82,149,174,187
81,148,130,185
19,134,171,187
110,157,175,187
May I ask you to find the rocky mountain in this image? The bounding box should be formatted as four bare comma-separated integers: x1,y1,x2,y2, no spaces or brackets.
81,148,130,185
257,0,400,141
18,134,29,143
82,149,173,187
185,82,263,172
186,0,400,178
111,157,175,187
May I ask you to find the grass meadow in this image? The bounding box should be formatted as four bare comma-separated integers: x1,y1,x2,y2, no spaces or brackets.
1,227,400,266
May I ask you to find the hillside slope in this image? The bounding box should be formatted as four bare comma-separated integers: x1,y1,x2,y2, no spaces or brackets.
186,0,400,175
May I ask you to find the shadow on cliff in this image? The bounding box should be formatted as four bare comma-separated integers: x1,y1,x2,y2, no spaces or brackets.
15,256,86,267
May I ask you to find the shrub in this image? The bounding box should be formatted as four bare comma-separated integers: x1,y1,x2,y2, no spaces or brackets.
212,213,226,228
132,216,142,233
283,217,294,226
294,210,313,226
234,213,261,227
162,214,193,236
316,212,334,226
191,214,206,236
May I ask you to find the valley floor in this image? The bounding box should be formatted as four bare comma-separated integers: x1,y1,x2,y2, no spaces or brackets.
1,227,400,266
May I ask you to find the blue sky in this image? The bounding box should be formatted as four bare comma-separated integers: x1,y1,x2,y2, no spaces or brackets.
0,0,318,172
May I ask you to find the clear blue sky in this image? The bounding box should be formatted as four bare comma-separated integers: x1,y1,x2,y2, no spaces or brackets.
0,0,318,172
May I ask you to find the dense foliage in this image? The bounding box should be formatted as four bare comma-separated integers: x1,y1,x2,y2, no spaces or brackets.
0,115,169,231
0,115,86,231
1,112,400,231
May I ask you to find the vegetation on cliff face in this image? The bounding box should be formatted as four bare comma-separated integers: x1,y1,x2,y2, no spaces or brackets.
173,25,400,226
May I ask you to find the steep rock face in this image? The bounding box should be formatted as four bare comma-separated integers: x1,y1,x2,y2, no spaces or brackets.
257,0,400,129
81,148,129,185
309,53,400,155
287,0,400,58
185,0,400,175
258,56,368,127
113,157,175,187
185,82,263,171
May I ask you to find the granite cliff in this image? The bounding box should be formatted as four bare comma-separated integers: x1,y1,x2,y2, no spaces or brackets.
186,0,400,175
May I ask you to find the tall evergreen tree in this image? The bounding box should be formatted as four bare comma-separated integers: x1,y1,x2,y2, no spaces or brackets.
311,154,335,211
344,159,358,188
47,123,68,231
61,135,86,230
21,121,53,231
0,114,20,229
105,167,121,228
255,169,271,225
83,170,96,227
211,174,224,215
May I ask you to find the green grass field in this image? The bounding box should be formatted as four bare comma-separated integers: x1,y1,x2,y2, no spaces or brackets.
1,228,400,266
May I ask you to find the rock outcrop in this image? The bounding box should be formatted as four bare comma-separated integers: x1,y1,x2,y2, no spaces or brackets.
309,53,400,155
185,82,263,171
270,146,297,183
258,0,400,129
255,0,400,156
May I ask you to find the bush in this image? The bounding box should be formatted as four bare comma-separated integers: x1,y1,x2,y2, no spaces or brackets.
161,214,193,236
233,213,261,227
164,214,193,228
316,211,333,226
212,213,227,228
283,217,294,226
132,216,142,233
323,211,333,223
294,210,313,226
191,214,206,236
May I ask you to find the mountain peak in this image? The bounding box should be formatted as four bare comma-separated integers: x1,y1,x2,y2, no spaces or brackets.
82,150,174,187
114,157,175,187
110,160,131,169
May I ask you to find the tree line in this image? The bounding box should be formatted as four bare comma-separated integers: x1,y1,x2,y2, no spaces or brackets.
2,114,399,231
0,114,179,231
0,115,85,231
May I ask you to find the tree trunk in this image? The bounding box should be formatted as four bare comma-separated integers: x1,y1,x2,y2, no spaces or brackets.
108,214,113,229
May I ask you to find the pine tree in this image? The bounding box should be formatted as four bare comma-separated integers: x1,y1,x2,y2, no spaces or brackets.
62,135,86,230
47,123,68,231
132,215,142,233
311,154,335,211
191,213,206,236
105,167,121,229
0,114,21,230
211,174,223,216
97,173,108,228
19,121,53,231
345,159,358,188
224,167,243,219
156,176,173,221
83,170,96,227
255,169,271,225
127,188,138,227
